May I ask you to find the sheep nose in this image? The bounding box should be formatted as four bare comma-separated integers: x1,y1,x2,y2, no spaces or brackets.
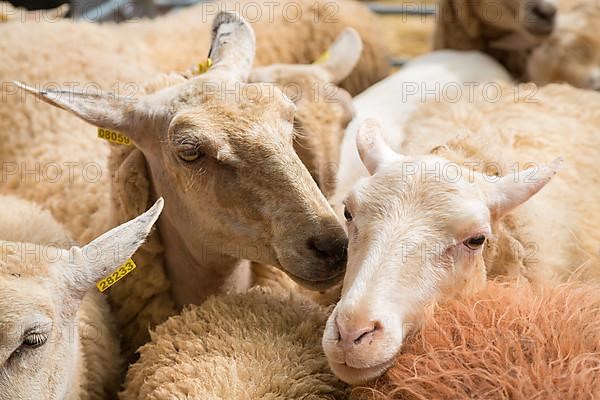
532,2,556,23
336,318,380,349
307,235,348,264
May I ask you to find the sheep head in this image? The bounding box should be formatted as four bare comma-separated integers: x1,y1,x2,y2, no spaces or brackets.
249,27,361,200
446,0,557,48
0,199,163,399
322,119,562,384
16,12,348,295
528,7,600,90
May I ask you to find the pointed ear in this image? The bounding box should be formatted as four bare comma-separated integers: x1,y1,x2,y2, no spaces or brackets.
206,11,255,82
487,158,563,219
14,81,138,135
356,118,398,175
318,28,363,84
61,198,164,296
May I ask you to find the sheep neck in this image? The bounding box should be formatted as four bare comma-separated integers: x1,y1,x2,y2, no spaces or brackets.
157,210,252,308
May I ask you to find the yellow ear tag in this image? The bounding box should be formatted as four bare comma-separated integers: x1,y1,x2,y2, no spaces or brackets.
194,58,213,75
313,50,330,65
97,127,131,146
97,258,137,292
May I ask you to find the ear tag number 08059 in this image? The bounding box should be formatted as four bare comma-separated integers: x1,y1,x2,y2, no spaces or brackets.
97,127,131,146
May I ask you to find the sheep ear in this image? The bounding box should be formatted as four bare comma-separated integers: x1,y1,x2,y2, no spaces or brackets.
318,28,363,83
356,119,398,175
486,158,563,219
14,81,138,135
207,11,255,82
61,198,164,296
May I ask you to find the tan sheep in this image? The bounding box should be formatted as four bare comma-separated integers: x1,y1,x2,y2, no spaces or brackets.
7,12,361,360
527,1,600,90
433,0,557,80
323,82,600,384
105,27,361,356
120,287,348,400
0,195,163,399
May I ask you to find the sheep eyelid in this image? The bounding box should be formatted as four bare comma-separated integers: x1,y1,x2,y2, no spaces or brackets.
176,144,205,163
343,205,353,222
21,331,48,349
463,234,486,250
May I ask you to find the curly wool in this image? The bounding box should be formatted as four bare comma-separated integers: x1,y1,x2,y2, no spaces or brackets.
355,281,600,400
120,287,349,400
122,0,390,95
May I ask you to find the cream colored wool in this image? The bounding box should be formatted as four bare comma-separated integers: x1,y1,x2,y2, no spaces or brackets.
120,287,350,400
119,0,389,96
0,195,123,400
399,83,600,283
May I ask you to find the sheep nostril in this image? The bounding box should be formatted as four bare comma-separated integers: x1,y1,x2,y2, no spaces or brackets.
307,236,348,264
532,3,557,22
337,320,381,347
353,329,373,345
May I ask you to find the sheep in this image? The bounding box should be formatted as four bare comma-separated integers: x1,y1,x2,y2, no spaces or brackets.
354,281,600,400
433,0,557,81
120,286,349,400
8,12,357,359
0,195,163,399
527,1,600,90
323,80,600,384
104,26,361,354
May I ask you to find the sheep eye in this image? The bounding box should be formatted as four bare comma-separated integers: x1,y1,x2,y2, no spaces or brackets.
22,332,47,349
464,234,486,250
343,206,353,222
178,147,203,162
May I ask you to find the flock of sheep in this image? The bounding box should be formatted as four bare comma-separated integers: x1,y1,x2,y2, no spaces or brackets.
0,0,599,398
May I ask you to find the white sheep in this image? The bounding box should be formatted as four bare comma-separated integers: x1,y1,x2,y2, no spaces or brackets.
8,12,357,358
335,50,512,204
0,195,163,399
433,0,557,81
323,79,600,384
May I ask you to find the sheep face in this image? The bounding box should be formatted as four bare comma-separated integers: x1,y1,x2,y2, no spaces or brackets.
322,119,560,384
249,28,361,200
498,0,557,37
454,0,557,43
0,200,163,399
17,12,348,294
528,10,600,90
